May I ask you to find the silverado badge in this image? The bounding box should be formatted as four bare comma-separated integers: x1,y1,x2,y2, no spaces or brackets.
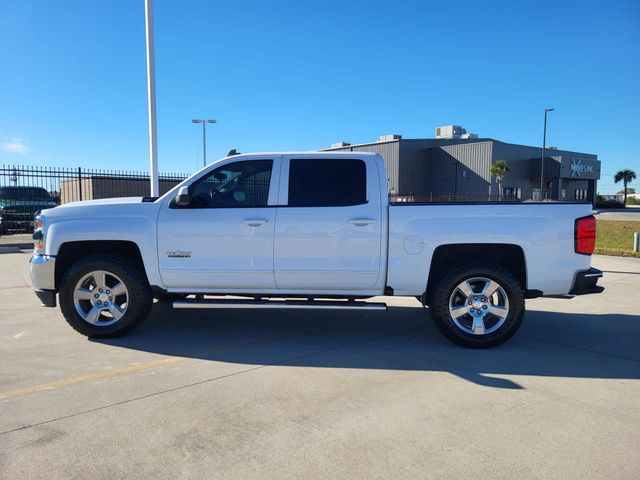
167,250,191,258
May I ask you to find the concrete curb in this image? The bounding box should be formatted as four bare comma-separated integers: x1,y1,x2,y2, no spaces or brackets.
0,234,33,251
0,246,23,254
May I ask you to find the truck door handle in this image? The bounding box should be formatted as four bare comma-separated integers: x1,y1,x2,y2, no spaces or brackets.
242,219,268,227
348,218,377,226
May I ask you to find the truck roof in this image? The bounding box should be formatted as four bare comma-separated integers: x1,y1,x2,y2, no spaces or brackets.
221,151,379,160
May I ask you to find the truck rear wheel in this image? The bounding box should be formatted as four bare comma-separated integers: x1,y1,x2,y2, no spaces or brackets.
59,254,152,338
430,263,525,348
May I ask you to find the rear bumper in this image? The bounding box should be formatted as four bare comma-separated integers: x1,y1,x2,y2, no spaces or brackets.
569,267,604,295
30,254,57,307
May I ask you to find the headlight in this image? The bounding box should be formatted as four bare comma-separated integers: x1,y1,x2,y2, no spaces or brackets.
33,213,45,255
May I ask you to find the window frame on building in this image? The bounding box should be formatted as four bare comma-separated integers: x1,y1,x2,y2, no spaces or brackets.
575,189,588,201
503,187,522,200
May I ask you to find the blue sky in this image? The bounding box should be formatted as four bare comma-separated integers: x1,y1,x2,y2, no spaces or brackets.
0,0,638,193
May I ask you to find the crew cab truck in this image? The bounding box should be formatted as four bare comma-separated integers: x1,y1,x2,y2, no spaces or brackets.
30,152,603,348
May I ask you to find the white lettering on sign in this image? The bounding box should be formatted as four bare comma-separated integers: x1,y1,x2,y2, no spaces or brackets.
570,159,594,177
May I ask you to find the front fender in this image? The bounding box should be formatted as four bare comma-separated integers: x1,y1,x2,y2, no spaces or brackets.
45,216,163,288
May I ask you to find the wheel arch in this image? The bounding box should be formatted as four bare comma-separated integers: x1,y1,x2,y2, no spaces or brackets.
55,240,148,290
425,243,527,303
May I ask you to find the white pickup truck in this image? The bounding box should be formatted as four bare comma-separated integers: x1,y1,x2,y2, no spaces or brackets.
30,152,603,348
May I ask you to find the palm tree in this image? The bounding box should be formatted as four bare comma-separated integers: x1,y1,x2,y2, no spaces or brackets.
614,169,637,206
490,160,510,199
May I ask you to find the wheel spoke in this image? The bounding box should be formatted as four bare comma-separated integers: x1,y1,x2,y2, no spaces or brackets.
471,316,485,335
457,281,474,298
75,288,94,301
449,305,468,319
488,304,508,318
92,271,106,290
482,279,500,297
108,303,125,321
110,282,127,297
85,305,103,324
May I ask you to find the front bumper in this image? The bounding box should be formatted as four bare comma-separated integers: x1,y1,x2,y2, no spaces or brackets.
30,254,57,307
35,288,57,307
569,267,604,295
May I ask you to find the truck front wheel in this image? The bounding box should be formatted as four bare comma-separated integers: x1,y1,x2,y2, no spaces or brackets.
59,254,152,338
430,263,525,348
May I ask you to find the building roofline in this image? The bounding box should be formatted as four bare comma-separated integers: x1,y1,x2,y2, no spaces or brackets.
322,137,596,158
322,137,496,150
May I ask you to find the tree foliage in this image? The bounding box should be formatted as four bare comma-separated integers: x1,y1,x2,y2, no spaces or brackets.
614,169,637,206
490,159,510,181
490,160,510,198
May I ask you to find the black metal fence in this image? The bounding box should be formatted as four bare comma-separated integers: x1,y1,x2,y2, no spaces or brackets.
0,165,189,204
390,193,523,204
0,165,189,233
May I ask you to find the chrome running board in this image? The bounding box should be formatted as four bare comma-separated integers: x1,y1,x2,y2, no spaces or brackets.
173,298,387,311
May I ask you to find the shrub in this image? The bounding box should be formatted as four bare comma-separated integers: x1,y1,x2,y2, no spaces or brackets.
594,195,624,208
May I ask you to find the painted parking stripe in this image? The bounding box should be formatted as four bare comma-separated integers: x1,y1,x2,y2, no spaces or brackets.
0,334,287,400
0,357,183,400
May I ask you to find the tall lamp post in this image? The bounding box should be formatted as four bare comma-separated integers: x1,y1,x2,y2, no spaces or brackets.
192,119,217,167
144,0,159,196
540,107,554,200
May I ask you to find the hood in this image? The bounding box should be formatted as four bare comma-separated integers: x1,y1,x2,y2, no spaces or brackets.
53,197,146,209
41,196,159,220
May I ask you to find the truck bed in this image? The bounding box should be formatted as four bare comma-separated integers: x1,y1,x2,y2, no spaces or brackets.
387,202,593,296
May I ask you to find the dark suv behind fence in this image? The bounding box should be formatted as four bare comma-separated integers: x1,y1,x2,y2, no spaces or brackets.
0,186,57,234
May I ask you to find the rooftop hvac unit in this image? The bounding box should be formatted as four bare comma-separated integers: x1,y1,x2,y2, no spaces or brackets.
330,141,351,148
435,125,466,139
378,134,402,142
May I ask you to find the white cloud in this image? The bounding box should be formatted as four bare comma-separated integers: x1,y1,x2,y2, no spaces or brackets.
1,137,29,155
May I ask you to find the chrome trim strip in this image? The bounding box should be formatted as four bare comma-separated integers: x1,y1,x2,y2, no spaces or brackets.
173,300,387,311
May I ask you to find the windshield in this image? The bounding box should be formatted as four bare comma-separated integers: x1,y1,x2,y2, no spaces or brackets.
0,187,53,201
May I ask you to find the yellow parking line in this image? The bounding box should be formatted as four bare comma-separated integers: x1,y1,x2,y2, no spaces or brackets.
0,334,288,400
0,356,183,400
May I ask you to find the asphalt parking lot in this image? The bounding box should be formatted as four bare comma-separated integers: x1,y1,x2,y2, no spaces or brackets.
1,252,639,479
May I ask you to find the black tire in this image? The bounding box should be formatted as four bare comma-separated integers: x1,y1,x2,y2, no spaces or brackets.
430,263,525,348
59,254,152,338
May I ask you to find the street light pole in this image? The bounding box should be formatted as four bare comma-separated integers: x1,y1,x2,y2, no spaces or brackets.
144,0,159,196
540,107,554,201
192,119,217,167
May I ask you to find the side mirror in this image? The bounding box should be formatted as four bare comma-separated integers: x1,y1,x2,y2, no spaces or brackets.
174,186,191,207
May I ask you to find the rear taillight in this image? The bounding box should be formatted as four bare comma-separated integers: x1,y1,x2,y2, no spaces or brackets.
575,215,596,255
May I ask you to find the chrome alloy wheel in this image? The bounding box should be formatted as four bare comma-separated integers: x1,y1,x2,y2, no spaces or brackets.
448,277,510,335
73,270,128,326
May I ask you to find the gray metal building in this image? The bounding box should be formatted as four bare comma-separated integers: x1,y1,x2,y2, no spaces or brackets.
324,129,600,202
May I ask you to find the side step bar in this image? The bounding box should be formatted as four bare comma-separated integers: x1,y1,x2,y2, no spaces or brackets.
173,298,387,311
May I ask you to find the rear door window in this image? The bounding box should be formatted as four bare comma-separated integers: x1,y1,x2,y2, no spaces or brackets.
288,158,366,207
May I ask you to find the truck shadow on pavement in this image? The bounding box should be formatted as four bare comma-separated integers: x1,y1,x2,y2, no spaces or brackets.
94,301,640,390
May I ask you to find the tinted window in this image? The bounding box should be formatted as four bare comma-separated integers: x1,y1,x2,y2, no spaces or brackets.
288,158,366,207
188,160,272,208
0,187,52,201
